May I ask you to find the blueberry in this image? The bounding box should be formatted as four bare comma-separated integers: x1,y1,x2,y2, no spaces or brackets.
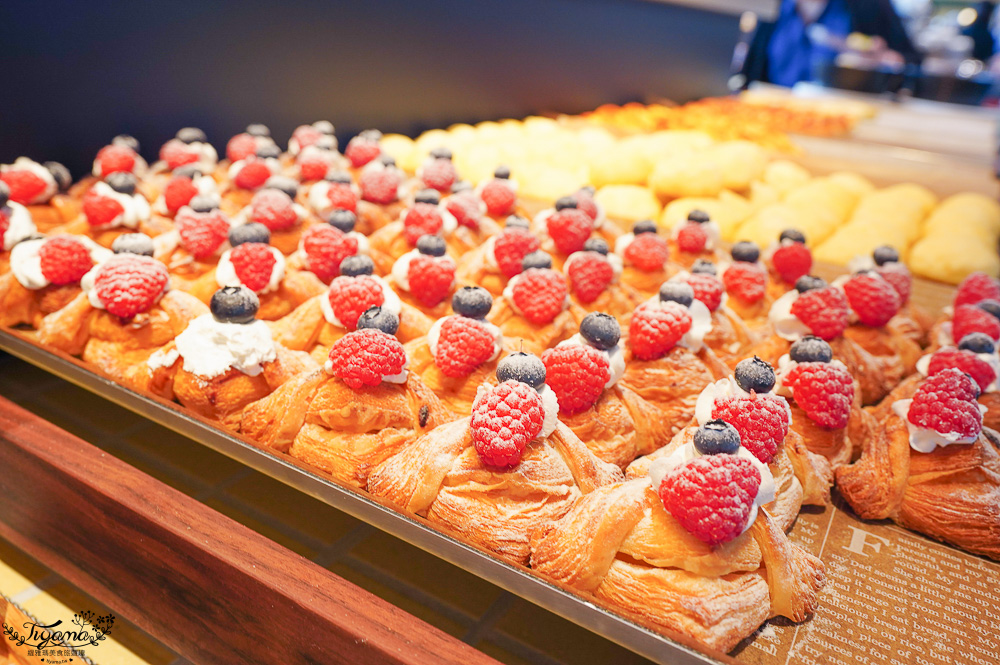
583,237,609,255
416,234,447,257
15,232,46,246
659,281,694,308
780,228,806,244
313,120,335,135
0,181,9,208
795,275,827,293
173,164,204,180
555,196,577,211
632,219,658,235
246,123,271,137
429,147,453,160
958,332,995,354
106,172,137,196
691,259,717,275
211,286,259,324
579,185,596,196
493,165,511,179
734,356,776,393
112,233,154,257
256,144,281,160
580,312,620,350
452,286,493,319
326,209,357,233
228,222,270,247
970,378,983,399
113,134,140,152
731,241,760,263
873,245,900,266
978,299,1000,322
358,129,383,142
188,195,220,213
325,170,352,185
789,336,833,363
505,215,530,229
496,352,545,389
693,419,741,455
379,155,396,167
176,127,208,144
340,254,375,277
265,175,298,199
687,209,711,224
44,162,72,191
451,180,472,193
357,306,400,334
521,251,552,271
414,189,441,205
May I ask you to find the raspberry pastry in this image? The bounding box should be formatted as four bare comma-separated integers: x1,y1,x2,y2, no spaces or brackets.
368,353,623,565
442,184,501,249
722,241,772,332
156,128,219,178
533,421,825,652
670,209,726,268
615,221,673,299
476,166,519,222
534,199,595,270
0,182,38,272
56,174,167,246
455,217,538,297
929,272,1000,351
852,245,933,339
153,203,231,287
287,121,338,157
222,145,283,212
563,241,642,318
270,255,432,364
836,369,1000,561
240,327,451,488
543,313,673,469
288,212,368,284
223,124,277,170
231,184,313,255
404,287,509,415
764,229,813,300
669,271,757,369
489,266,585,354
151,167,220,218
92,137,148,181
343,129,384,176
367,193,459,274
389,235,457,319
0,235,110,328
0,157,76,231
130,286,315,425
306,170,362,223
295,145,342,183
356,156,407,231
415,148,458,193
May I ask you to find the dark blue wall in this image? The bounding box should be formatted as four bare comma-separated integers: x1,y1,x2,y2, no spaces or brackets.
0,0,741,176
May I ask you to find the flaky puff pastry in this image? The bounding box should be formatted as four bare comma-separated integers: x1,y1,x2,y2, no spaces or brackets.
241,368,452,488
403,336,517,416
183,266,326,321
366,222,423,276
23,195,80,233
704,306,759,370
50,213,173,250
842,319,923,393
454,242,511,297
724,293,774,337
356,200,406,236
619,264,675,300
569,282,645,320
368,417,623,565
0,273,81,329
529,479,825,652
835,413,1000,560
869,373,1000,435
488,299,586,356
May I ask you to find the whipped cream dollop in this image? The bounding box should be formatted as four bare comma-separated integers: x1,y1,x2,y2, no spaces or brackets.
483,235,500,271
401,205,458,237
227,157,281,181
90,181,151,229
916,350,1000,393
643,293,712,352
564,250,623,284
323,345,409,383
695,377,792,426
166,314,277,378
288,125,338,155
320,275,401,328
846,254,876,274
558,333,625,388
232,201,309,228
891,399,985,453
2,158,56,204
307,179,360,213
82,258,168,310
673,219,722,251
11,236,112,290
613,232,635,258
647,440,776,535
152,174,218,215
428,315,503,362
93,152,148,179
502,272,569,319
215,246,285,295
769,290,812,342
2,202,37,250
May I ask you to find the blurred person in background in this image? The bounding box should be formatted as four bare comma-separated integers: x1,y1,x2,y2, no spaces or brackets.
743,0,920,87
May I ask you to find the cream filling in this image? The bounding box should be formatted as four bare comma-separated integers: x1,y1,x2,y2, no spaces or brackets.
3,202,37,250
90,181,151,229
769,290,812,342
892,399,985,453
171,314,276,378
216,247,285,295
11,236,111,290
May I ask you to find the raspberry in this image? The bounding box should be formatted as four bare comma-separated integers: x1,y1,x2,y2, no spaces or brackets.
573,189,599,222
927,349,997,393
907,368,983,439
771,243,812,284
249,188,297,231
445,192,482,230
0,168,49,205
566,251,614,304
82,187,125,227
229,242,277,293
434,316,497,377
676,223,708,254
160,139,200,170
233,159,272,190
176,210,229,259
953,304,1000,343
712,392,789,464
291,125,323,152
684,273,724,312
301,225,359,281
328,275,386,329
843,273,900,327
790,286,850,340
723,262,767,303
628,301,692,361
402,204,444,246
327,329,407,390
359,168,400,205
421,159,457,192
163,175,199,213
510,268,568,325
407,255,456,307
785,362,854,429
95,144,136,177
470,380,545,467
345,138,381,168
493,228,539,278
546,208,592,255
876,263,911,305
93,255,169,319
297,153,329,181
38,236,93,285
541,344,610,414
325,182,358,212
226,133,257,163
955,272,1000,308
480,180,516,217
623,233,669,272
657,455,761,546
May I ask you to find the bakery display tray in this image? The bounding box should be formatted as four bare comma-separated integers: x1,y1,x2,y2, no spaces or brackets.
0,327,725,665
